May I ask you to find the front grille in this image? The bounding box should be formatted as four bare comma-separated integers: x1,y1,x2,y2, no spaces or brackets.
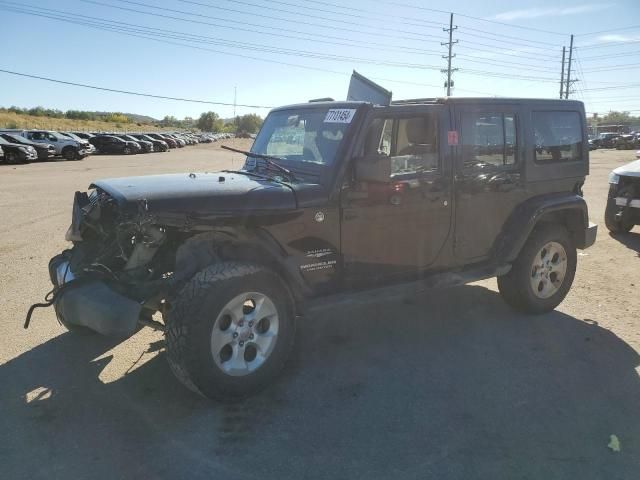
619,176,640,199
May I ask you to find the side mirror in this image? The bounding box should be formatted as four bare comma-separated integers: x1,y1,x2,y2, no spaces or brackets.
355,153,391,183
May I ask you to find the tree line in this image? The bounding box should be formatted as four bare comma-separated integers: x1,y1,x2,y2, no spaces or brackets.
1,106,264,133
1,106,133,123
588,111,640,127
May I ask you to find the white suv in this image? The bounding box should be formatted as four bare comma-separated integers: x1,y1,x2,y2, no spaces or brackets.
16,130,92,161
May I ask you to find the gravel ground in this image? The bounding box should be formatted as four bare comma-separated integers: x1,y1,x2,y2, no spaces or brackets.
0,145,638,479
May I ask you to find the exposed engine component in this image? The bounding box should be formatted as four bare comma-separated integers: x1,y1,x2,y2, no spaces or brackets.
125,225,166,271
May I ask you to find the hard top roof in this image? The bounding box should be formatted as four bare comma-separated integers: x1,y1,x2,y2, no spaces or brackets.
270,97,584,113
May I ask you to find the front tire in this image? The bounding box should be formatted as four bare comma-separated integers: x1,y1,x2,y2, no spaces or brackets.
498,223,577,314
605,198,633,233
63,147,79,161
6,151,23,164
165,262,296,400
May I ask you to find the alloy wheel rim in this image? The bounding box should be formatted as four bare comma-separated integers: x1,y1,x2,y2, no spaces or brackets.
211,292,279,377
530,241,568,299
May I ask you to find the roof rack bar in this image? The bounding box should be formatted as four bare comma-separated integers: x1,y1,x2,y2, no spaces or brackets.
390,98,442,105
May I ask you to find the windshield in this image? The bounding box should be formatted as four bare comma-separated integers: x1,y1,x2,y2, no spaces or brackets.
2,134,26,144
251,107,356,166
64,133,82,141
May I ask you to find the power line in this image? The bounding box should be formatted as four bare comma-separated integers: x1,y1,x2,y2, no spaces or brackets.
78,0,440,54
456,30,560,52
575,24,640,36
368,0,566,36
456,54,557,73
583,83,640,92
581,62,640,73
255,0,447,28
1,2,438,57
456,43,559,61
0,4,449,68
0,68,274,108
577,40,640,50
108,0,444,44
455,24,560,46
3,3,563,86
579,51,640,61
188,0,448,33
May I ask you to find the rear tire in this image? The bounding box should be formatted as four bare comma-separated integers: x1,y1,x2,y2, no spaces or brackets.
605,198,633,233
498,223,577,314
165,262,296,401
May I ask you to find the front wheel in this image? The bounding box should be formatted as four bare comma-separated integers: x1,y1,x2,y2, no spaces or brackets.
165,262,296,401
498,223,577,314
63,148,79,161
5,151,23,164
605,198,633,233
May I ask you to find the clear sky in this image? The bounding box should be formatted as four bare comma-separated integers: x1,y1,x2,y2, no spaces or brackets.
1,0,639,120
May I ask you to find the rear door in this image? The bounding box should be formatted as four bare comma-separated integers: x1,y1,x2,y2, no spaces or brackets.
453,104,527,262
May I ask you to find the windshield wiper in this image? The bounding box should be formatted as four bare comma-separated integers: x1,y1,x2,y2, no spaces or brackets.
221,145,297,181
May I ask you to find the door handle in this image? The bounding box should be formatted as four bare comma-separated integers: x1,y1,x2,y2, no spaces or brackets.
344,212,358,221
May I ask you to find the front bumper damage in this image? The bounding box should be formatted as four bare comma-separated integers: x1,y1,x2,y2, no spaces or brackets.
47,253,142,337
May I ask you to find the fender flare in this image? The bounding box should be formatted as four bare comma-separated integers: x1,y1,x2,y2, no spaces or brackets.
172,228,311,302
493,193,591,263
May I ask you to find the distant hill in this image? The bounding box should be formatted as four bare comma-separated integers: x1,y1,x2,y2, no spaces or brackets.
92,111,158,124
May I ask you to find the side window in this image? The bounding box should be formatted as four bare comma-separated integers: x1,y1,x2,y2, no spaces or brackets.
461,112,517,170
47,133,58,142
365,114,440,177
30,132,44,141
533,111,583,162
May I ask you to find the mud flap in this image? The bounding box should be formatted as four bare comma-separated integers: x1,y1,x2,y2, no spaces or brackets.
55,281,142,337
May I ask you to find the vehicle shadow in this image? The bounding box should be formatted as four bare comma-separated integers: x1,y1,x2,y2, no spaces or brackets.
610,230,640,254
1,285,639,480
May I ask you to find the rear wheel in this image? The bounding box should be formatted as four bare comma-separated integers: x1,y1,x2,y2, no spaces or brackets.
498,223,577,314
165,262,295,400
605,198,633,233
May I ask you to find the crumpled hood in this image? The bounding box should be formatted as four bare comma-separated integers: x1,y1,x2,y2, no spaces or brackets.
91,172,297,215
613,159,640,178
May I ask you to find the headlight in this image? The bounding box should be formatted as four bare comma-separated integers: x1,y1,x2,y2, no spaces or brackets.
608,172,620,184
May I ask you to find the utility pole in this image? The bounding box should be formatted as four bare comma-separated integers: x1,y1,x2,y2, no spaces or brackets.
441,13,458,96
233,86,237,118
565,34,574,99
559,46,566,99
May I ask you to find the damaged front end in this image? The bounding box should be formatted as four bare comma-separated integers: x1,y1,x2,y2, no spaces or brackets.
32,188,176,337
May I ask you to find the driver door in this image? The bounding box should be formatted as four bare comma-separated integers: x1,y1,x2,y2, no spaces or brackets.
340,106,452,288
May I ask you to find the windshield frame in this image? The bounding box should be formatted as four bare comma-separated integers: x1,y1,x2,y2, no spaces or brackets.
249,104,364,183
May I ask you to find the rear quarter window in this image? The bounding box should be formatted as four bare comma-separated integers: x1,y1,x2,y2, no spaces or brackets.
533,111,583,163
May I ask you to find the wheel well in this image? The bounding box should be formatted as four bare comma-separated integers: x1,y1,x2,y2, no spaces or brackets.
172,230,306,303
537,208,587,248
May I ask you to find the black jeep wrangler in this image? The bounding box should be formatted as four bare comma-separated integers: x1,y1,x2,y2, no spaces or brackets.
35,95,597,400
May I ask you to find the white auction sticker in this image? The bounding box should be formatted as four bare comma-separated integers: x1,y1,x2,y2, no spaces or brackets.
324,109,356,123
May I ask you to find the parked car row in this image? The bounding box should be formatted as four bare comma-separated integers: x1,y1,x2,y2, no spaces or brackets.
0,129,227,164
589,132,640,150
